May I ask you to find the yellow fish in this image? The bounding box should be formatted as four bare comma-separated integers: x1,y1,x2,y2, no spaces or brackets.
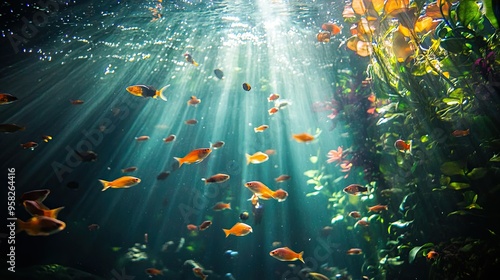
98,176,141,191
174,148,212,167
245,151,269,165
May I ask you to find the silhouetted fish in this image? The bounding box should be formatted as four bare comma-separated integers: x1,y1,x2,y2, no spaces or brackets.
75,150,98,162
214,69,224,79
0,123,25,133
157,171,170,180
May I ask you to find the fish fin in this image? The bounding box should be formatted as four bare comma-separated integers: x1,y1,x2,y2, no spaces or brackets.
99,179,111,191
193,61,199,67
298,251,305,263
408,140,413,155
174,157,183,167
223,228,231,238
158,85,169,101
16,219,25,233
48,206,65,219
245,153,251,165
227,203,231,210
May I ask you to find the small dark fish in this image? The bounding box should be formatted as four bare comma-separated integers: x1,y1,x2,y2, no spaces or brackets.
0,123,25,133
0,93,18,105
185,119,198,125
70,99,84,105
121,166,138,173
75,150,98,162
242,83,251,91
275,174,291,182
163,134,176,143
239,211,249,220
210,141,225,149
19,189,50,203
202,173,230,184
214,69,224,79
66,181,79,189
184,52,199,66
157,171,170,180
88,224,100,231
199,220,212,231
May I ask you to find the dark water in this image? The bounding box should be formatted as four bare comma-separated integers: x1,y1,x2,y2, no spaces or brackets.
1,0,500,280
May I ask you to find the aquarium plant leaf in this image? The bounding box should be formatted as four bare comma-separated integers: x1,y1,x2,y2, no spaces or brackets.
306,191,320,197
409,243,434,264
440,161,466,176
304,170,318,178
448,182,471,190
483,0,499,29
457,0,481,28
466,167,487,180
489,154,500,162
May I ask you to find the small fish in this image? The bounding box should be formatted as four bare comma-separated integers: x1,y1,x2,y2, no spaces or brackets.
348,211,361,219
187,224,198,231
174,148,212,167
321,226,333,237
184,52,199,66
275,174,291,182
135,136,150,142
254,124,269,133
222,222,253,237
0,123,25,133
212,202,231,211
145,268,163,276
242,83,251,91
66,181,79,189
394,139,412,154
244,181,288,202
246,151,269,164
321,22,342,35
354,219,369,227
202,173,230,184
19,189,50,203
343,184,369,195
41,135,52,142
317,31,331,42
272,241,282,247
368,204,388,213
346,248,363,255
144,233,148,243
265,149,276,155
121,166,138,173
0,93,18,105
292,133,315,143
193,267,207,280
187,96,201,106
210,141,225,149
267,93,280,102
75,150,98,162
163,134,176,143
20,141,38,150
16,216,66,236
224,249,239,258
268,107,279,115
88,224,100,231
98,176,141,191
274,99,291,109
185,119,198,125
199,220,212,231
156,171,170,180
70,99,84,105
22,200,64,219
214,69,224,79
452,129,470,137
269,247,304,263
239,211,249,220
427,250,439,260
126,85,168,101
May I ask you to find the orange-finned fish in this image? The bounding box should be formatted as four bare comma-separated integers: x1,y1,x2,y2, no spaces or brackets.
187,224,198,231
20,141,38,150
199,220,212,231
268,107,279,115
192,267,207,280
22,200,64,219
275,174,291,182
184,52,199,66
427,250,439,260
343,184,370,195
354,219,369,227
145,268,163,276
317,31,331,42
346,248,363,255
322,22,342,35
202,173,230,184
174,148,212,167
244,181,288,202
394,139,412,154
16,216,66,236
0,93,18,105
126,85,168,101
222,222,253,237
348,211,361,219
98,176,141,191
267,93,280,102
254,124,269,133
246,151,269,164
163,134,176,143
269,247,304,263
368,204,388,213
292,133,315,143
212,202,231,211
452,129,470,137
187,96,201,106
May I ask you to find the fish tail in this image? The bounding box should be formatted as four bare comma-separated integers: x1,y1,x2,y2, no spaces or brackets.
408,140,413,155
174,157,184,167
99,179,111,191
193,61,199,67
48,206,65,219
245,153,251,165
298,251,305,263
227,203,231,210
158,85,169,101
16,218,25,233
223,228,231,238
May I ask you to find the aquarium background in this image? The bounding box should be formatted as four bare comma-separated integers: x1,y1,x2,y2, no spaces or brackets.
1,0,500,280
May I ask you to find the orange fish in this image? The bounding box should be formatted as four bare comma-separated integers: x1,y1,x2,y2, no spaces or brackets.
348,211,361,219
126,85,168,101
244,181,288,202
322,22,342,35
354,219,369,227
163,134,176,143
275,174,291,182
317,31,331,42
268,107,279,115
20,141,38,150
174,148,212,167
254,124,269,133
292,133,315,143
427,250,439,260
202,173,230,184
368,204,388,213
212,202,231,211
22,200,64,219
98,176,141,191
135,136,150,142
184,52,199,66
346,248,363,255
70,99,84,105
145,268,163,276
270,247,304,263
192,267,207,280
246,151,269,164
0,93,18,105
187,96,201,106
268,93,280,102
199,220,212,231
187,224,198,231
223,222,253,237
343,184,369,195
452,129,470,137
16,216,66,236
394,139,412,154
